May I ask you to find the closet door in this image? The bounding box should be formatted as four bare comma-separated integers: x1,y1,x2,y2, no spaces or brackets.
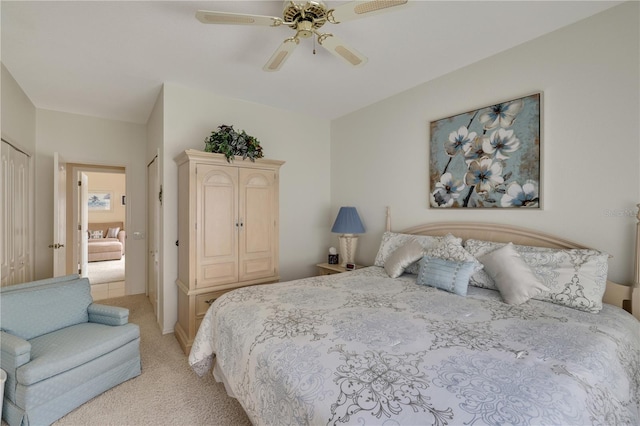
238,168,277,282
196,163,238,288
13,148,30,283
1,141,31,286
1,142,12,286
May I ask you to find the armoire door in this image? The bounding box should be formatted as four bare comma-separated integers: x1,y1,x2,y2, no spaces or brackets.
238,168,277,282
196,163,239,288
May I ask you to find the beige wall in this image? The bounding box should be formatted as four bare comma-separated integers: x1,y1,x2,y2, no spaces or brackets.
86,171,126,225
1,64,36,154
34,109,147,295
331,2,640,285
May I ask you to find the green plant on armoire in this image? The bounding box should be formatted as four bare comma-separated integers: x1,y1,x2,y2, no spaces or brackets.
204,124,264,162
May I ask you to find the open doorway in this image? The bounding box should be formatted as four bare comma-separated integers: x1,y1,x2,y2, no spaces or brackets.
66,164,126,300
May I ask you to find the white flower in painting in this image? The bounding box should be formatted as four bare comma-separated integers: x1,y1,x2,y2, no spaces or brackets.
463,137,486,165
465,158,504,194
431,172,466,207
444,126,477,157
501,180,539,207
479,99,524,130
483,128,521,160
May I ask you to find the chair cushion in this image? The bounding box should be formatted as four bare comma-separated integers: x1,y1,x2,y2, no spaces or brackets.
0,278,92,340
18,322,140,386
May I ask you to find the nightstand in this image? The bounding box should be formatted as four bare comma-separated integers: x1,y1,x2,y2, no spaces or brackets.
316,263,364,276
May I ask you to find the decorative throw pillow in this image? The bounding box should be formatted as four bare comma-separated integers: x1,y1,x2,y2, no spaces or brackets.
465,239,609,313
89,230,103,239
384,239,425,278
107,227,120,238
374,232,442,268
415,255,476,296
479,243,549,305
418,234,483,276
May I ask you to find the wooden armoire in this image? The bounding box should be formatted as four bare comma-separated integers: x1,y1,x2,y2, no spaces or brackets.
174,149,284,354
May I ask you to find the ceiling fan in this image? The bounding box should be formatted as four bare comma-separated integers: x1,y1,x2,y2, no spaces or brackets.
196,1,410,72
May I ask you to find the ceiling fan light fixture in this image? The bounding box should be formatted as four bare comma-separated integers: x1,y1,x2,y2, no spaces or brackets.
296,20,314,38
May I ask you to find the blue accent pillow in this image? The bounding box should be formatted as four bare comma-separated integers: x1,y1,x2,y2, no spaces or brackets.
416,255,476,296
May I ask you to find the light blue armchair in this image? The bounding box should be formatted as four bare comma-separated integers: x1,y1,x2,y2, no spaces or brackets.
1,274,141,426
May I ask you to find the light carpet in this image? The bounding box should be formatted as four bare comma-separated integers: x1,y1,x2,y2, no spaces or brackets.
53,294,251,426
86,256,125,284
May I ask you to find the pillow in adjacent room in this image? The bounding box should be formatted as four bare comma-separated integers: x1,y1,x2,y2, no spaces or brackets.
415,255,476,296
479,243,549,305
90,230,103,239
384,239,424,278
107,227,120,238
374,232,442,267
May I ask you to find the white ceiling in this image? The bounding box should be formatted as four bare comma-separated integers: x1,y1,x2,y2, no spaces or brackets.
2,1,621,125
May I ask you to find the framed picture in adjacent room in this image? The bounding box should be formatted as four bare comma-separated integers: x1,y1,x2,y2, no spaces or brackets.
88,191,112,211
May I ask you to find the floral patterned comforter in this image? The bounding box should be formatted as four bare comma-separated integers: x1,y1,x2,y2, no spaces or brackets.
189,266,640,426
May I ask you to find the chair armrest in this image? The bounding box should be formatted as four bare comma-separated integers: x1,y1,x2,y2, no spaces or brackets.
1,331,31,370
88,303,129,326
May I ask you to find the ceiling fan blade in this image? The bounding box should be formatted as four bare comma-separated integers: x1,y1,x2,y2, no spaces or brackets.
318,33,368,67
329,0,409,23
263,38,299,72
196,10,281,27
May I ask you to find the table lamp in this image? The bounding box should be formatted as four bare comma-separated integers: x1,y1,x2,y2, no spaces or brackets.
331,206,365,267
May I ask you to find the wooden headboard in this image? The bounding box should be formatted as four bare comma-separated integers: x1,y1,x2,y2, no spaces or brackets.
385,209,635,316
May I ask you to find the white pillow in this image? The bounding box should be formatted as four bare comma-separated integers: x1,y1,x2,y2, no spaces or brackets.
479,243,549,305
384,239,424,278
374,232,441,268
422,234,483,275
466,239,609,312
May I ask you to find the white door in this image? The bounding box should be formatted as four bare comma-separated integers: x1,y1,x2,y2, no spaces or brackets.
13,147,30,283
79,172,89,277
147,157,159,315
0,142,10,286
1,141,32,286
52,152,67,276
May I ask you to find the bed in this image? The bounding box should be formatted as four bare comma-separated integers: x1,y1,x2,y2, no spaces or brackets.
189,219,640,425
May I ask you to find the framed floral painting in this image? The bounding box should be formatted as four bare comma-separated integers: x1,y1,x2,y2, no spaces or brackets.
429,93,541,209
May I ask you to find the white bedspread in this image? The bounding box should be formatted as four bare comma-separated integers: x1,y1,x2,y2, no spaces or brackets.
189,266,640,425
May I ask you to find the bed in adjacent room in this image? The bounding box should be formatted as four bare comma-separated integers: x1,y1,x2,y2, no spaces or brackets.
189,220,639,425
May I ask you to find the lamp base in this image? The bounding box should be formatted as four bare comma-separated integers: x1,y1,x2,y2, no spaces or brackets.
338,234,358,267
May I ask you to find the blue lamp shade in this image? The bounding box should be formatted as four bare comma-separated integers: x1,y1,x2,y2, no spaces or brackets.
331,207,365,234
